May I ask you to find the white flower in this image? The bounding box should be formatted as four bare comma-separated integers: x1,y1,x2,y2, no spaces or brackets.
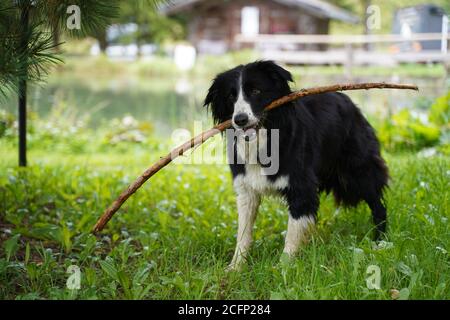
122,115,137,127
424,214,435,225
419,181,429,189
418,148,436,158
436,246,447,254
373,241,394,250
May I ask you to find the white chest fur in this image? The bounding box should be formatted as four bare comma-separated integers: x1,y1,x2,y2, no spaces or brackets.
235,130,263,165
232,134,288,195
234,164,289,195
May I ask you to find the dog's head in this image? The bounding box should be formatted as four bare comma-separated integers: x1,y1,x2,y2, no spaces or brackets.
204,61,293,138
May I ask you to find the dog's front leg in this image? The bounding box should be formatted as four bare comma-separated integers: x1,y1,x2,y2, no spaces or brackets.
283,185,318,257
227,181,260,271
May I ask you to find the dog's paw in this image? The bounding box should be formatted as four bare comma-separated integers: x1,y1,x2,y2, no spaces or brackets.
225,262,243,273
279,252,293,265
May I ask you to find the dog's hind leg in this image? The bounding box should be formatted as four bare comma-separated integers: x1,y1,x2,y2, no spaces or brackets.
283,214,316,256
227,179,260,271
337,167,388,240
333,173,388,241
366,197,387,241
361,156,389,241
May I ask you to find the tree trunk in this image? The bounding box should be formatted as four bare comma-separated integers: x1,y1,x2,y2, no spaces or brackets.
52,24,60,53
96,28,108,52
18,2,30,167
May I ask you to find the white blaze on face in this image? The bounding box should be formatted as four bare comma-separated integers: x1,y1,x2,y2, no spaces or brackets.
232,77,258,129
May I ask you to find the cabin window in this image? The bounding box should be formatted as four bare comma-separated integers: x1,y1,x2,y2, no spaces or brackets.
241,6,259,36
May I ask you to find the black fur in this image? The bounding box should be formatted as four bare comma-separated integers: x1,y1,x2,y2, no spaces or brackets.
204,61,389,240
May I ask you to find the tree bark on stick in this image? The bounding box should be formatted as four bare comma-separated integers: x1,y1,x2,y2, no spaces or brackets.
92,82,418,233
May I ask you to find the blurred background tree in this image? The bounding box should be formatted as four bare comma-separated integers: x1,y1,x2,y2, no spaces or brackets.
117,1,184,48
90,1,183,53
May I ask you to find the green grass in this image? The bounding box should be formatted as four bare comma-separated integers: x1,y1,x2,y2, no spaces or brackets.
58,54,447,81
0,142,449,299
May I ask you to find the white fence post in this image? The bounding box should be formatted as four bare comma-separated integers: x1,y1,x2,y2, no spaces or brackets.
441,15,448,54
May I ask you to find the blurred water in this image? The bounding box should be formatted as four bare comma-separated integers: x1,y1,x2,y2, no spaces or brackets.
1,73,447,137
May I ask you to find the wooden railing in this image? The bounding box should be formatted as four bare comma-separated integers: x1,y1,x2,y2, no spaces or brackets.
235,33,450,72
236,33,449,45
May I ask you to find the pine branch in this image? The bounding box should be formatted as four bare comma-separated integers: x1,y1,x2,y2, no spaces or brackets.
36,0,120,37
92,82,419,233
0,0,121,99
0,17,61,98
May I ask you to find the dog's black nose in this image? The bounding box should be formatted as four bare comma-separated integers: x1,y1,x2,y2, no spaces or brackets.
234,113,248,127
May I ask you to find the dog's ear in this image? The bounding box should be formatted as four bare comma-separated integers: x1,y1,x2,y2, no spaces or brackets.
203,73,231,124
204,77,219,109
263,60,293,83
204,66,243,124
204,65,243,108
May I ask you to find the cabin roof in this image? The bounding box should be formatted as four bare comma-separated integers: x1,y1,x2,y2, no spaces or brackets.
160,0,359,24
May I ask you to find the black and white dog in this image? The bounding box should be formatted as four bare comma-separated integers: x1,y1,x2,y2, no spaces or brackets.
204,61,388,270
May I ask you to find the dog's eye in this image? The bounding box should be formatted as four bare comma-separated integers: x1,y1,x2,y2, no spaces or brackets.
228,91,236,100
250,88,261,96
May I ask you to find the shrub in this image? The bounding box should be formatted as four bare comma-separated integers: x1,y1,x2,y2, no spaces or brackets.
429,91,450,126
377,92,449,153
378,109,440,151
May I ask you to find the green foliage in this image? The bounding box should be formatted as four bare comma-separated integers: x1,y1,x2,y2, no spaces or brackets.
3,234,21,261
429,91,450,126
37,0,120,37
378,109,440,151
0,1,60,98
117,1,184,45
0,101,160,155
102,116,154,145
0,109,15,138
377,92,449,153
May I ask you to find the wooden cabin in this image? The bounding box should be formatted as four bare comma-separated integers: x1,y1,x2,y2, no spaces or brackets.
160,0,358,54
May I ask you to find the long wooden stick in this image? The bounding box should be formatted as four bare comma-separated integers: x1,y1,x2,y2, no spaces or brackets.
92,82,418,233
